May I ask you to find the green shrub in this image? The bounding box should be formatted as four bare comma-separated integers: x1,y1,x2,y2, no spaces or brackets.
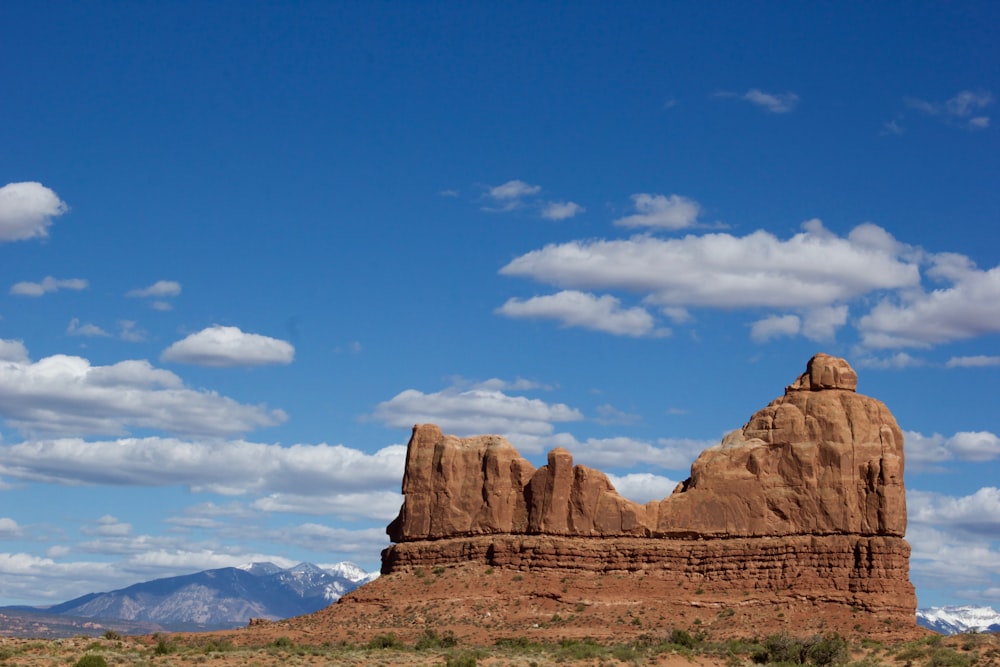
415,628,457,650
153,638,176,655
101,630,122,641
444,653,478,667
366,633,405,650
269,636,295,649
74,656,108,667
555,638,608,660
670,628,698,649
807,633,848,667
928,648,973,667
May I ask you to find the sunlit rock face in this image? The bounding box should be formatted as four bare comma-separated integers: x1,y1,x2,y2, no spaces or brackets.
381,354,915,624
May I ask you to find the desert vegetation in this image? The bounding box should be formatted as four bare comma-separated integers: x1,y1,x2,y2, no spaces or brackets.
0,627,996,667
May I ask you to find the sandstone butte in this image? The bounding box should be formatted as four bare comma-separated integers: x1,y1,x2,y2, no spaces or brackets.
258,354,919,644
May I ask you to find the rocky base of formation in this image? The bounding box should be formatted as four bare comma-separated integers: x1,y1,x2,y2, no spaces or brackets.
284,560,921,645
383,534,914,617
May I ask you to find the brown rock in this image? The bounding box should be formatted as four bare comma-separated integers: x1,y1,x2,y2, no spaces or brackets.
374,353,916,636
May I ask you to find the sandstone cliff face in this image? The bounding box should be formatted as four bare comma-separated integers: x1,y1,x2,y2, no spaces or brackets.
388,353,906,542
380,353,916,627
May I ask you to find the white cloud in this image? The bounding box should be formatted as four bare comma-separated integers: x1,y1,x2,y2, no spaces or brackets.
373,382,582,443
858,265,1000,348
947,355,1000,368
541,201,585,220
67,318,111,338
501,220,919,310
854,352,925,370
906,430,1000,465
905,90,993,130
742,89,800,113
126,280,182,299
906,524,1000,597
161,325,295,367
606,473,679,504
483,179,542,211
0,340,28,362
488,179,541,201
750,314,800,342
252,491,403,521
801,305,849,341
10,276,88,297
0,437,404,495
568,435,716,471
82,515,133,537
613,193,702,230
0,518,22,538
0,182,69,242
910,488,1000,535
0,344,286,436
497,290,669,338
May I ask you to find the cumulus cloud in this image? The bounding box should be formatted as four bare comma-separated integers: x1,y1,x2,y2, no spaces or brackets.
858,265,1000,348
906,430,1000,465
613,193,702,230
252,491,403,522
67,318,111,338
127,280,182,299
854,352,925,370
947,355,1000,368
0,182,69,242
0,437,404,495
373,382,582,445
568,435,716,471
910,488,1000,536
482,179,542,211
606,473,679,504
905,89,993,130
497,290,669,338
161,325,295,367
501,220,919,310
750,314,800,342
748,304,848,344
10,276,88,297
541,201,585,220
0,518,22,539
0,340,28,362
906,523,1000,599
0,341,286,436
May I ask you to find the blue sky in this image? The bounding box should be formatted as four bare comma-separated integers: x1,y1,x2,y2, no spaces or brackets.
1,2,998,610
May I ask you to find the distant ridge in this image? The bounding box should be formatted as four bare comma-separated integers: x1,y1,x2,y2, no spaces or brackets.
917,606,1000,635
0,561,377,636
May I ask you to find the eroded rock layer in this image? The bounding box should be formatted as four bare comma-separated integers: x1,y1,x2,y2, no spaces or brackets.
379,353,916,630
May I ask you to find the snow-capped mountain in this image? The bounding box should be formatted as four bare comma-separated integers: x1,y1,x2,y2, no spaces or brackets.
1,561,377,634
917,606,1000,635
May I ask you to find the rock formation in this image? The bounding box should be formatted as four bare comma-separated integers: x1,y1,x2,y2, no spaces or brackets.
379,354,915,628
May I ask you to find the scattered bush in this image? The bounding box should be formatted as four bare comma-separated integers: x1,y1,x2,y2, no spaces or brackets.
753,633,847,666
415,628,457,650
152,638,176,655
928,647,973,667
74,655,108,667
366,633,405,650
670,628,698,649
101,630,122,641
444,652,478,667
269,636,295,649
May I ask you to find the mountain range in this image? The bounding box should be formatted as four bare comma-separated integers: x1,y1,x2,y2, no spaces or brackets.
0,561,377,636
917,606,1000,635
